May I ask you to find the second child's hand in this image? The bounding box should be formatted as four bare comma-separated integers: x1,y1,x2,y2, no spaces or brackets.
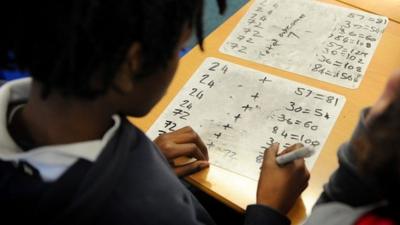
257,143,310,215
154,126,210,177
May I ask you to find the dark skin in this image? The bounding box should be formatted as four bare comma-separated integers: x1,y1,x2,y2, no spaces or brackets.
7,25,309,215
8,83,116,148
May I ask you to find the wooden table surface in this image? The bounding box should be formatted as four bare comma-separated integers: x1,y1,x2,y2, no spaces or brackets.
129,0,400,223
336,0,400,23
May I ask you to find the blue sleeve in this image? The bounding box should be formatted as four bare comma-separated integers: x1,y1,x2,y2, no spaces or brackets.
315,108,382,207
244,205,290,225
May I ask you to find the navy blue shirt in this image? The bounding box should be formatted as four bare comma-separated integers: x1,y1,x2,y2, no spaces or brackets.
0,118,289,225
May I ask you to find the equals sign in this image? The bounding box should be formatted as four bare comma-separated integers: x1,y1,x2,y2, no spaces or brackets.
325,70,333,76
333,61,342,67
290,134,299,141
314,94,325,100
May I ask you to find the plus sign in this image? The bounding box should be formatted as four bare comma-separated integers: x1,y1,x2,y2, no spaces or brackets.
214,132,222,139
259,77,271,83
223,124,233,130
242,104,253,112
234,114,241,122
251,92,260,101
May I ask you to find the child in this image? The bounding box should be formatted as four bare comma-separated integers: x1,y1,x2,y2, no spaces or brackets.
0,0,309,224
304,71,400,225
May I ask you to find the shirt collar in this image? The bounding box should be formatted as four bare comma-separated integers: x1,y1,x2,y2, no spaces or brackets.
0,78,30,154
0,78,121,163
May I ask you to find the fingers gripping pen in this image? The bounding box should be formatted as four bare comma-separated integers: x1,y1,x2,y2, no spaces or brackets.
276,146,315,165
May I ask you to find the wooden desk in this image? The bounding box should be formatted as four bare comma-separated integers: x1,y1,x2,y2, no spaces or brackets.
130,0,400,223
336,0,400,23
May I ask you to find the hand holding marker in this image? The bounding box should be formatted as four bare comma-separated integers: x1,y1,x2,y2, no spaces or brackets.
276,146,315,166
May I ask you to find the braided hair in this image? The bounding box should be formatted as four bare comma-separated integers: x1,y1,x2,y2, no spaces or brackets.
0,0,226,98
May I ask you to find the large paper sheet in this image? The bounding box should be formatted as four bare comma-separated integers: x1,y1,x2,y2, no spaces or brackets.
147,58,345,180
220,0,388,89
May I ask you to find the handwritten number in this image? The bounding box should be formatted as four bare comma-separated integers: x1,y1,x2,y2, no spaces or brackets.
209,62,219,71
200,74,210,84
179,100,193,110
189,88,204,100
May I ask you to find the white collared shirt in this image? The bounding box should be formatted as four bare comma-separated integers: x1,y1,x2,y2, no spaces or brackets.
0,78,121,182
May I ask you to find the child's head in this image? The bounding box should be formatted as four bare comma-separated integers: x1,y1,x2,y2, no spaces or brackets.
0,0,226,116
355,101,400,207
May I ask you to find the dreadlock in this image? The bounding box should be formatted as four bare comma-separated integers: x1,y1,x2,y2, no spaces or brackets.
0,0,226,98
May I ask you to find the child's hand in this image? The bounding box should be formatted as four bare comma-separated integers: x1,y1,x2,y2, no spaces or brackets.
154,127,209,177
366,70,400,126
256,143,310,215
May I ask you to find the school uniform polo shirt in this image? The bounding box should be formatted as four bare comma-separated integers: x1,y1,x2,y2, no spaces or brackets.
0,78,121,182
0,78,290,225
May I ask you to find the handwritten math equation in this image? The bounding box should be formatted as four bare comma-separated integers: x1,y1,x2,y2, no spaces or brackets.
147,58,346,180
312,12,387,86
220,0,388,89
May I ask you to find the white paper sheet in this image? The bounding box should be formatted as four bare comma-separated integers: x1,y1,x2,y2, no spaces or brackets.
220,0,388,89
147,58,345,180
